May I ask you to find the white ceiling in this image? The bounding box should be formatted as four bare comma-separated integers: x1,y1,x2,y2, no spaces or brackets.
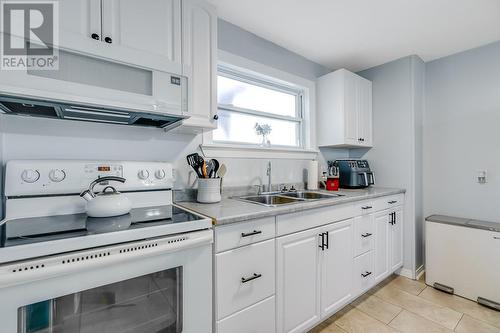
208,0,500,72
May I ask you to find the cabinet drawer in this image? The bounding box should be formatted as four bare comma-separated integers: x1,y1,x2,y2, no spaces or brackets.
276,203,354,236
215,217,275,253
379,194,405,211
216,239,275,319
353,251,374,297
217,296,275,333
353,199,380,215
354,215,374,257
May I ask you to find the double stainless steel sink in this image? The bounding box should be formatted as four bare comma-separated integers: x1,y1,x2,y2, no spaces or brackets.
236,191,343,207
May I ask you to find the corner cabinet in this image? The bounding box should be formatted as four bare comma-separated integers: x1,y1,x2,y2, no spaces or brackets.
317,69,373,148
180,0,218,132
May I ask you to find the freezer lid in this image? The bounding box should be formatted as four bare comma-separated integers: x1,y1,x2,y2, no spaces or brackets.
426,214,500,232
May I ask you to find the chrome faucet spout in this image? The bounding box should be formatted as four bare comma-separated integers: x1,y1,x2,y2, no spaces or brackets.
266,161,272,192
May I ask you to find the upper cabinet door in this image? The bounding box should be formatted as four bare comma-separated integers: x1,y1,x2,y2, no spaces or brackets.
276,227,321,333
180,0,218,131
320,219,354,318
357,77,373,147
101,0,182,73
344,71,359,145
317,69,373,148
59,0,103,52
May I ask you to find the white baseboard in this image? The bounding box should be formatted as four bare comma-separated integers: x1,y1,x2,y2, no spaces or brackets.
397,267,414,279
416,265,425,281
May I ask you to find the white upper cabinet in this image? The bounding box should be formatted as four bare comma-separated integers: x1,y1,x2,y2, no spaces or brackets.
180,0,218,131
317,69,373,148
59,0,182,73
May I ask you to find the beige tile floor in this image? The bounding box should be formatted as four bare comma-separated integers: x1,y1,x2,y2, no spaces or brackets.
309,274,500,333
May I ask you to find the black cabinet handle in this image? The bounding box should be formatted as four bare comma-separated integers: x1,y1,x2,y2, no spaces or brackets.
389,212,396,225
361,233,372,238
361,206,373,210
241,273,262,283
213,114,219,120
104,36,112,44
324,231,329,250
388,200,397,204
361,271,372,278
241,230,262,238
319,233,325,250
91,33,100,40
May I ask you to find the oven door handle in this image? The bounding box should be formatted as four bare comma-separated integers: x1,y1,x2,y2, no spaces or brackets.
0,229,213,289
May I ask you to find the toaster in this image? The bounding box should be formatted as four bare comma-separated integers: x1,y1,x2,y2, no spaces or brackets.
332,159,375,188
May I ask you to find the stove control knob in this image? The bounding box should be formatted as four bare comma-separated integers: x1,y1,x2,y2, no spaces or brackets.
49,169,66,182
138,169,150,180
155,169,166,180
21,169,40,183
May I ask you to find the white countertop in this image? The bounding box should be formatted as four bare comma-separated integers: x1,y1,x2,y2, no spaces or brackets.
176,187,405,225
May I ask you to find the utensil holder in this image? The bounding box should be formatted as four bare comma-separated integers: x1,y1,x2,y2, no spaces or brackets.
197,178,222,203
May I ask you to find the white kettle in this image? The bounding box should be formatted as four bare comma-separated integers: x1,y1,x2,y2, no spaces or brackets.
80,176,132,218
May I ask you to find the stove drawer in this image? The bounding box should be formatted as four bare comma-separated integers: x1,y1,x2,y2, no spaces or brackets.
215,239,275,319
215,217,275,253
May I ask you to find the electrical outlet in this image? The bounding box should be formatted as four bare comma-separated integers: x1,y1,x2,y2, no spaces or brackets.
477,170,487,184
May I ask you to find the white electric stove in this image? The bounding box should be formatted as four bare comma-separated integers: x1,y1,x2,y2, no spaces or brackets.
0,160,213,333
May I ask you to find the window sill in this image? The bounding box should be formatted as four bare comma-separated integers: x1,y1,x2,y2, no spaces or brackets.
200,143,319,160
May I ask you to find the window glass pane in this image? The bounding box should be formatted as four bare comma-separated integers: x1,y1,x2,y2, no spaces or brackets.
213,110,300,147
217,75,297,117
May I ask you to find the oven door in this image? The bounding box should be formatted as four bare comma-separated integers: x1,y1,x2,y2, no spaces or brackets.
0,229,212,333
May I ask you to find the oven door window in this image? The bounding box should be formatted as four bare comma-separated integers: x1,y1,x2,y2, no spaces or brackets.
18,267,183,333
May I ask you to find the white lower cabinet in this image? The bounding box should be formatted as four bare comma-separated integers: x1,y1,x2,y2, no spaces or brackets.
217,296,275,333
214,194,405,333
276,226,322,333
320,220,354,317
353,251,375,296
215,239,275,319
374,207,404,284
391,207,404,271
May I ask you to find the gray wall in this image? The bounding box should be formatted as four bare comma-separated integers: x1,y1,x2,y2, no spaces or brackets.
357,55,425,277
218,19,331,80
424,40,500,222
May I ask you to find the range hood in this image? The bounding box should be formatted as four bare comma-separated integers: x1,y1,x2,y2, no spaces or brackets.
0,95,186,130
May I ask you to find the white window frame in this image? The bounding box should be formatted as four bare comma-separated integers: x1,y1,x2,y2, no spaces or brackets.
201,50,318,160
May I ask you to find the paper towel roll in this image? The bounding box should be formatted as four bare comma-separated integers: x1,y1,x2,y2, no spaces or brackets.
307,160,318,190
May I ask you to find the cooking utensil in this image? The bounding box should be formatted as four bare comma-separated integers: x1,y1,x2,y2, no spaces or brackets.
217,163,227,193
209,159,219,178
186,153,203,178
202,161,208,178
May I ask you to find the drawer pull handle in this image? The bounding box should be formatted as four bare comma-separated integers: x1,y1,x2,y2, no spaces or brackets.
361,233,372,238
361,271,372,278
361,206,373,210
388,200,397,204
241,273,262,283
494,236,500,240
241,230,262,238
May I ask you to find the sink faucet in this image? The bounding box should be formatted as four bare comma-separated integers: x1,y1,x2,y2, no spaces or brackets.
266,161,272,192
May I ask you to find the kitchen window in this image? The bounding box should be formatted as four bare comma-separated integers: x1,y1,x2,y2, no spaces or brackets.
213,67,304,148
